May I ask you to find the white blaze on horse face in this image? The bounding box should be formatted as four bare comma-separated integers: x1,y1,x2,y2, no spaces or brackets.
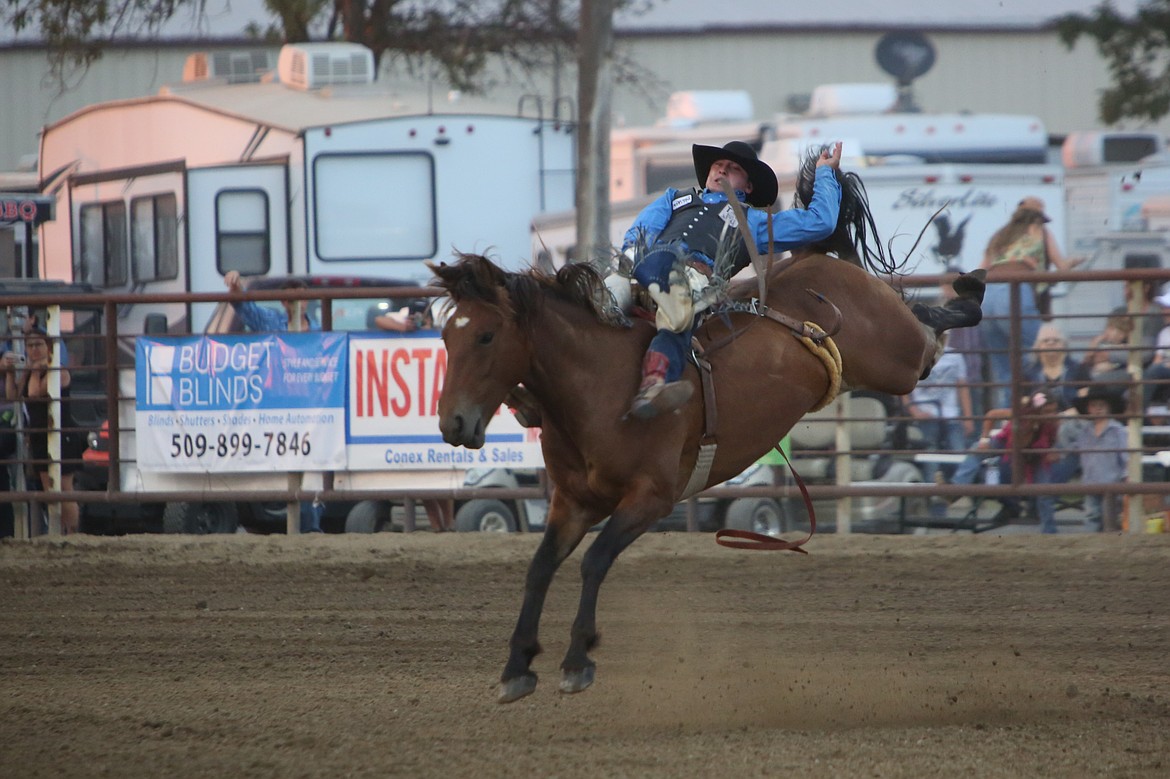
453,315,471,328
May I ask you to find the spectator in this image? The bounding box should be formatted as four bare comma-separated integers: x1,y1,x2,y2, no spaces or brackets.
1071,386,1129,533
904,333,972,483
1081,281,1164,392
951,326,1084,490
2,328,83,534
939,277,988,419
0,332,16,536
952,388,1063,532
225,272,317,334
373,298,430,333
1024,323,1089,411
979,197,1082,408
224,272,322,533
1140,290,1170,407
988,389,1064,533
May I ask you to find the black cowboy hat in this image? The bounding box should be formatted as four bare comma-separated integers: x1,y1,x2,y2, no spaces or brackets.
1073,385,1127,416
692,141,779,208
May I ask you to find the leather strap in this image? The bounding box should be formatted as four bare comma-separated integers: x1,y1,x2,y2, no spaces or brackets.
715,443,815,553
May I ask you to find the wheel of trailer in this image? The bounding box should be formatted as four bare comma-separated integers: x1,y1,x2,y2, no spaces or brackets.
454,499,517,533
724,497,787,536
345,500,391,533
162,502,240,534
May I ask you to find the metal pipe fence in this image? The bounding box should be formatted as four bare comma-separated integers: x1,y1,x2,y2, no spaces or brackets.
4,268,1170,537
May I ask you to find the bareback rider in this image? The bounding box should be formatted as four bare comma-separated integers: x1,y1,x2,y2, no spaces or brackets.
618,140,845,419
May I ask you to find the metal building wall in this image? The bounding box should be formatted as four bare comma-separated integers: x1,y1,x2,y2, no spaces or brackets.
0,45,249,171
2,26,1168,173
612,29,1170,137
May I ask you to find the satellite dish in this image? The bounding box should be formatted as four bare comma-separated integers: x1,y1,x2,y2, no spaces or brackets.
875,32,936,85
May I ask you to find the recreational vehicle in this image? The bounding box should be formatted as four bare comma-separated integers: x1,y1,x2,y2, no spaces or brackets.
1061,129,1170,324
759,83,1064,281
39,42,576,338
532,83,1065,290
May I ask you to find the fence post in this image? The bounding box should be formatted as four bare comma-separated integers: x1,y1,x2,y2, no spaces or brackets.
287,299,304,535
835,393,852,534
43,304,63,536
1126,279,1146,533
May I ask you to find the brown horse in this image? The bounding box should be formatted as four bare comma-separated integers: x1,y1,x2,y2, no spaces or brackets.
432,251,970,703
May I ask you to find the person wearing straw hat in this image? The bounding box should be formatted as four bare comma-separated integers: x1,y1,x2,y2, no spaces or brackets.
617,140,844,419
979,197,1083,409
1071,386,1129,533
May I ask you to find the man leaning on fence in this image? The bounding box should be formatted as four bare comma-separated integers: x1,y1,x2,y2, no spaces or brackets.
224,271,323,533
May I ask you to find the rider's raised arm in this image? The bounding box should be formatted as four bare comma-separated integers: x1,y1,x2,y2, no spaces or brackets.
759,166,842,253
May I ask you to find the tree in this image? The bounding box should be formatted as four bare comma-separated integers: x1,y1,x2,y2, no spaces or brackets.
1056,0,1170,124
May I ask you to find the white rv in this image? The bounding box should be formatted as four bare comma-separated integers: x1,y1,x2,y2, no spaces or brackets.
759,84,1064,282
39,42,576,336
533,83,1066,288
1062,129,1170,270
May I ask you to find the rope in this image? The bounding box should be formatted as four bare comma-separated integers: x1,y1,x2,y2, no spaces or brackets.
798,322,842,412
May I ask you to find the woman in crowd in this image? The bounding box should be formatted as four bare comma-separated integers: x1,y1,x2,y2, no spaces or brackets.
2,328,83,534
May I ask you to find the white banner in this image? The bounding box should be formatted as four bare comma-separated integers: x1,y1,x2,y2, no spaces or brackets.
345,333,543,470
135,333,348,472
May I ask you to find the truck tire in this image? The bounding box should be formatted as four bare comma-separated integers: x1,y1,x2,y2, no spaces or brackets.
454,499,517,533
345,500,391,533
724,497,787,536
162,502,239,535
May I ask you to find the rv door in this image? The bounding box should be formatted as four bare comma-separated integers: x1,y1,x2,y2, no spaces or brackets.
186,164,289,332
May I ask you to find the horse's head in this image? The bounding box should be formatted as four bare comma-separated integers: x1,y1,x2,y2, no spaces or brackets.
429,254,529,449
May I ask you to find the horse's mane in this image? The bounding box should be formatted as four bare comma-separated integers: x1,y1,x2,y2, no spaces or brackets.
427,253,630,329
793,150,903,277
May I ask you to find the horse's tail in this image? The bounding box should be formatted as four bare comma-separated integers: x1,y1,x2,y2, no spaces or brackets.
794,149,903,277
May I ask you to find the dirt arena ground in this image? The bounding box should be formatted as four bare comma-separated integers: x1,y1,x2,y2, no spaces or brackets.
2,531,1168,778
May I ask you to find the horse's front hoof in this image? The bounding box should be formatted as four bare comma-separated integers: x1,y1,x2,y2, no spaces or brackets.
559,666,595,694
497,673,538,704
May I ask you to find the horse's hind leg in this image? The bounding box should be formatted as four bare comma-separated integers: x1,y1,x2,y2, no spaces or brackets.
498,496,595,704
560,506,661,694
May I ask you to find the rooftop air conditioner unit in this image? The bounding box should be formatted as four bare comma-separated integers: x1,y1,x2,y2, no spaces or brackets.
183,50,276,84
277,43,375,91
807,83,898,117
663,90,754,126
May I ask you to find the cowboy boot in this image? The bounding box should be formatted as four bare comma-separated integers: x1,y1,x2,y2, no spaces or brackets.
912,268,987,334
952,268,987,304
628,350,694,419
911,295,983,334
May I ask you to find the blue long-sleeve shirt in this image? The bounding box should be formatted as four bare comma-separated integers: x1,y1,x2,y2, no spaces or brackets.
621,166,842,263
232,300,320,333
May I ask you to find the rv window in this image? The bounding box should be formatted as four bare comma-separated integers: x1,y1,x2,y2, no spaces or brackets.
131,193,179,283
78,201,128,288
215,189,270,275
312,152,437,260
644,161,696,196
1103,135,1160,163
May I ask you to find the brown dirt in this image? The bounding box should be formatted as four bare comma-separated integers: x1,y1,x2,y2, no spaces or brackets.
2,531,1169,778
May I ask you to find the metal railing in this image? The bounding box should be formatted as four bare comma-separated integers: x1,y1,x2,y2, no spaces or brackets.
3,267,1170,537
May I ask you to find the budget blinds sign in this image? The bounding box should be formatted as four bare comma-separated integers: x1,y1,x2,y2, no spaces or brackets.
136,333,348,472
346,332,542,470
